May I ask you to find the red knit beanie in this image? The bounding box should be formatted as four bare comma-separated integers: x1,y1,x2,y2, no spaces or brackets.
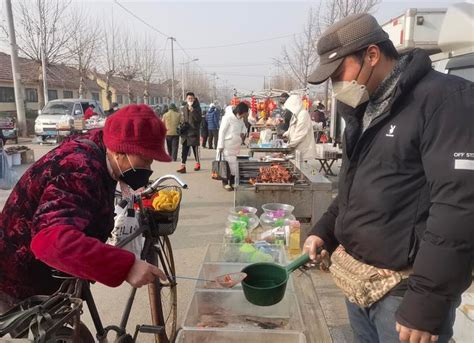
103,104,172,162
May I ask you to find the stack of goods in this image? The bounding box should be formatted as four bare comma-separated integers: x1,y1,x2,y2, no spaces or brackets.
225,207,259,244
85,117,106,129
74,119,85,130
141,189,181,212
249,132,260,147
249,164,294,185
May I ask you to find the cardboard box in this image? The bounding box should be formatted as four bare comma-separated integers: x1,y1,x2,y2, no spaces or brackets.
21,149,35,164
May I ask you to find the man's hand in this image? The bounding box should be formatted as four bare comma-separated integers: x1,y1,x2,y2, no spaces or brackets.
396,322,438,343
126,259,167,288
302,235,328,262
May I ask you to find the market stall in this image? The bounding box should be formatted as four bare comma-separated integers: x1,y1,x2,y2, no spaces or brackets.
234,160,333,238
315,144,343,176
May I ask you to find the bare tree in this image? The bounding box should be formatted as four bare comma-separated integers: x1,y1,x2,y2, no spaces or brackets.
117,34,140,104
280,0,380,99
282,8,319,88
138,37,159,104
101,18,121,107
67,10,99,98
0,0,76,107
321,0,381,27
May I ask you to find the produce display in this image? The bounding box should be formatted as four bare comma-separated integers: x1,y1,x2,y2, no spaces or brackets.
151,189,181,212
249,164,294,185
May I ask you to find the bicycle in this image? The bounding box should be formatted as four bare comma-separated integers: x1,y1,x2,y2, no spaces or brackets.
0,174,187,343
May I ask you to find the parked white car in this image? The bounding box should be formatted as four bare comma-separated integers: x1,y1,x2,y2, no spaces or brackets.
35,99,105,138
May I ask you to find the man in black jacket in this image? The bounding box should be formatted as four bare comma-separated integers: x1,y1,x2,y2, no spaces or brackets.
303,13,473,343
177,92,202,173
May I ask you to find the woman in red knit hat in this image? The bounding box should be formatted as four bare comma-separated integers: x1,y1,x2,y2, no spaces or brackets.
0,104,171,313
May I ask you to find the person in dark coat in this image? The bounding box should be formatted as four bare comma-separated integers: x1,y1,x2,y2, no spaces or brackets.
106,102,119,116
276,92,293,136
200,109,209,148
303,13,474,343
0,105,170,313
206,103,220,149
177,92,202,173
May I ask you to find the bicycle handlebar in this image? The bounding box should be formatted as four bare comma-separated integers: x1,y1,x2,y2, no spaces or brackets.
141,174,188,196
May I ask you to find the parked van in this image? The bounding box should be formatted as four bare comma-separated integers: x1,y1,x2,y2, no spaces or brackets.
35,99,105,138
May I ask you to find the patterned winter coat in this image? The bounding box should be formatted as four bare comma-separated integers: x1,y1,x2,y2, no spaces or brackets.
0,130,135,301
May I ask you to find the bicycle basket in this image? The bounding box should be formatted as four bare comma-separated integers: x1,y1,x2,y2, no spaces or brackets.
145,186,182,236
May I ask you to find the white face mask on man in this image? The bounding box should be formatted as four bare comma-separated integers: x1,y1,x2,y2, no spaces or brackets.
332,53,374,108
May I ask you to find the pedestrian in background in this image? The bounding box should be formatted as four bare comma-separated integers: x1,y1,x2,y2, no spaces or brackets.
162,103,181,161
177,92,202,173
106,102,119,116
206,103,220,149
283,95,317,161
84,104,97,120
217,103,248,191
276,92,292,137
200,109,209,148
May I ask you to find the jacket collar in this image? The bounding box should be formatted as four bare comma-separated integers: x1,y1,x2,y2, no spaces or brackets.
340,49,432,159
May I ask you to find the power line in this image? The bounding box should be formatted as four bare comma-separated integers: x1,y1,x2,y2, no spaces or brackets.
114,0,170,38
201,62,271,68
182,33,301,50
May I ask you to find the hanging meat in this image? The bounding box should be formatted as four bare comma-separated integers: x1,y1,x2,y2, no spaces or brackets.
249,164,293,185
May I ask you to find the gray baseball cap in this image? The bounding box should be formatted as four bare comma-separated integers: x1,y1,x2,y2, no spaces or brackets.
308,13,389,85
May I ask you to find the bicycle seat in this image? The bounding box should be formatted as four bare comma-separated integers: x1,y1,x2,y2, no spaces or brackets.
51,270,76,280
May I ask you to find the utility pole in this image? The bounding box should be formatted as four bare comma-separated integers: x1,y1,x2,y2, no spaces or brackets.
38,0,48,105
170,37,176,103
181,58,199,101
212,73,218,101
5,0,27,137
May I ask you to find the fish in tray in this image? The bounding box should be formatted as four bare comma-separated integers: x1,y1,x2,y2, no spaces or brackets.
197,314,288,330
249,164,294,185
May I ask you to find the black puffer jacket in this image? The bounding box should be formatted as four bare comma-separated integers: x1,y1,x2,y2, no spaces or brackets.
310,49,474,334
181,101,202,146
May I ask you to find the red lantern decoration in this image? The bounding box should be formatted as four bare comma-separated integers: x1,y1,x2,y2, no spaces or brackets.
251,96,257,114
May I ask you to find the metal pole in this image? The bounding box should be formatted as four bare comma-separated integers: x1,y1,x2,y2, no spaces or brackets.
181,63,185,101
170,37,175,103
5,0,27,137
38,0,48,105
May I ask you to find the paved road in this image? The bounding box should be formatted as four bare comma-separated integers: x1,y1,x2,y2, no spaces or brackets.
0,141,231,342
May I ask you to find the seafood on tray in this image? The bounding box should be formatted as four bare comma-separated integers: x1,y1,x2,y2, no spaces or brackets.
249,164,294,185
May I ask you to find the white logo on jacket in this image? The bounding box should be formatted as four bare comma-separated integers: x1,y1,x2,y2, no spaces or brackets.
386,125,396,137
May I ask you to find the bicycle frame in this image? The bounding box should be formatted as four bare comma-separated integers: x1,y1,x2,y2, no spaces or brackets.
78,175,186,342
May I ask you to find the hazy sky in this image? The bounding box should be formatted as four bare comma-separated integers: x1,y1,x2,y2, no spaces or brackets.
1,0,463,93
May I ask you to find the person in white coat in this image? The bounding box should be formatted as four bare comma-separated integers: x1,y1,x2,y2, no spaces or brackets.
284,95,317,161
217,103,248,191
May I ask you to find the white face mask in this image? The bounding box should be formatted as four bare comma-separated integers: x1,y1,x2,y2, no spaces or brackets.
332,52,374,109
187,101,194,107
332,80,370,108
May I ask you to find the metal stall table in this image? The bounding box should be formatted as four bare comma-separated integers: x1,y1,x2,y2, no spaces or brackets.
234,160,334,239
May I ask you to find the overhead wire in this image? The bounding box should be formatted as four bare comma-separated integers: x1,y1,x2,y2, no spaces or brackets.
113,0,170,39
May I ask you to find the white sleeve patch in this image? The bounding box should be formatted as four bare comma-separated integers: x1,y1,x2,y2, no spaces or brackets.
455,159,474,170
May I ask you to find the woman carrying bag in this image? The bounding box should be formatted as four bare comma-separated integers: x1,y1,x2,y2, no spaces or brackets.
216,103,248,191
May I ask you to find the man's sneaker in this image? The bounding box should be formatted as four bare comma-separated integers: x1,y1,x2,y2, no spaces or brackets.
177,165,186,174
194,163,201,171
224,185,233,191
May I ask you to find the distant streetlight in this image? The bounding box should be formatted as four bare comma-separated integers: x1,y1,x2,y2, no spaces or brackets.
181,58,199,101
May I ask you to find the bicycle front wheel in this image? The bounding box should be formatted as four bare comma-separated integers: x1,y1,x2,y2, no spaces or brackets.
146,236,177,343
